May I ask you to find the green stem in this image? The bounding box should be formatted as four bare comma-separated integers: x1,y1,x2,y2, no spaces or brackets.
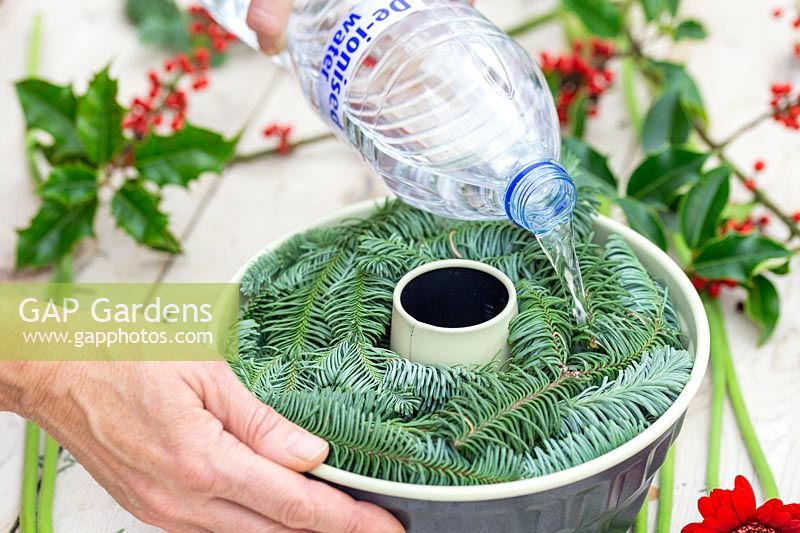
716,109,774,149
27,13,43,77
25,13,45,187
51,255,74,284
620,57,642,132
656,445,675,533
704,296,726,491
232,132,334,164
25,132,44,186
20,421,40,533
706,298,780,498
37,435,59,533
634,497,649,533
505,8,561,38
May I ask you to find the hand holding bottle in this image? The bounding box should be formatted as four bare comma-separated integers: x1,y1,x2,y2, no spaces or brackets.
246,0,292,54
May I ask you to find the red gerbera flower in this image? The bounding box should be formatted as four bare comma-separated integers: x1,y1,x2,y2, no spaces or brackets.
683,476,800,533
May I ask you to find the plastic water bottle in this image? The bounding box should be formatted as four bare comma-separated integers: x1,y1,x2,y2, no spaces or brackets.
202,0,587,320
201,0,575,236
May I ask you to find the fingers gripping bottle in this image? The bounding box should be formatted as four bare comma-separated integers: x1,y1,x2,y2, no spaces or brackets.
202,0,576,236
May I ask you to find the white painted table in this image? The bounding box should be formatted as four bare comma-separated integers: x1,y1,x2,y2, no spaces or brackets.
0,0,798,531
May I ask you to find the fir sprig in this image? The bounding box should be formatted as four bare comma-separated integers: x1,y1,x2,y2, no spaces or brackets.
234,198,692,485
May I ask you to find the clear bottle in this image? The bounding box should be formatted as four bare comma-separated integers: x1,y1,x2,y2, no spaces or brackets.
201,0,575,236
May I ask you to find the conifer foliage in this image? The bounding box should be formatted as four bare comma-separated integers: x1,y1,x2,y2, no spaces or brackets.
230,193,693,486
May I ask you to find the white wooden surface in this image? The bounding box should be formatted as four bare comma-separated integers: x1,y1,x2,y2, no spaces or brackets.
1,0,799,531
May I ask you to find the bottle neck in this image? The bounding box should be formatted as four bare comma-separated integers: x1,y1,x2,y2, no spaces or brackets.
503,159,576,236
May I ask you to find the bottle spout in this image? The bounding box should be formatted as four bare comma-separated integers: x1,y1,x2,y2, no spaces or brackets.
503,159,576,235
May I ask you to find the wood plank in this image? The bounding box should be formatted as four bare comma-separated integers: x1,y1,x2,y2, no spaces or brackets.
0,414,25,532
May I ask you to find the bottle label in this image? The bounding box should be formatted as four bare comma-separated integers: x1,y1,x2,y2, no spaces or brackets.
317,0,424,132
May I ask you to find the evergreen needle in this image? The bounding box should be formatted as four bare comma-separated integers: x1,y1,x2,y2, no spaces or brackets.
232,196,692,485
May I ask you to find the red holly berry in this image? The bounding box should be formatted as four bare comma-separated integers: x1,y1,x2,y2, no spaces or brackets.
744,178,757,191
276,140,291,154
176,53,195,73
708,282,721,298
132,98,151,112
192,77,209,90
738,221,755,234
753,159,766,172
213,37,228,52
190,21,205,35
758,215,770,226
794,16,800,28
195,47,211,69
773,7,783,18
722,279,738,288
771,82,792,94
170,114,185,131
691,276,708,291
538,39,615,127
793,211,800,222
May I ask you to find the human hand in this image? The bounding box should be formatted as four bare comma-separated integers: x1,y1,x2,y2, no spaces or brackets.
246,0,292,54
10,360,404,533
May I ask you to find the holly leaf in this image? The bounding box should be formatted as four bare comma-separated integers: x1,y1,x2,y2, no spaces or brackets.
76,67,126,165
641,87,692,152
125,0,181,25
16,199,97,269
744,275,780,346
666,0,680,15
627,148,709,207
692,234,792,283
674,20,707,40
138,15,192,51
649,61,706,122
640,0,666,21
679,166,730,250
126,0,191,52
616,197,668,250
562,137,617,194
640,0,680,20
15,79,84,162
38,165,98,207
721,201,756,224
769,261,791,275
568,94,588,139
560,0,622,37
134,125,237,187
111,181,181,253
